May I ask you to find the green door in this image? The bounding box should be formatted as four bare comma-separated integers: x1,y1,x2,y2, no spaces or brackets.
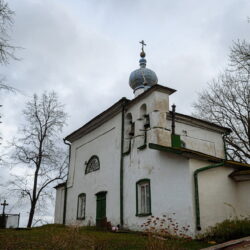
96,191,107,227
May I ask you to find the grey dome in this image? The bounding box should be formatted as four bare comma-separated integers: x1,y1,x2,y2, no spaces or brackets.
129,55,158,91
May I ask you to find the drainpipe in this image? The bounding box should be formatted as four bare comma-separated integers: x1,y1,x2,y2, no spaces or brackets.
120,99,126,228
193,129,230,231
63,138,71,225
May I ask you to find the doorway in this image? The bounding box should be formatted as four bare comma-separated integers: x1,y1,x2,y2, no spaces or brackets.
96,191,107,227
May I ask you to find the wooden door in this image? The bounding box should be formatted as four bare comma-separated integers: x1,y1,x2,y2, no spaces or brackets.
96,191,107,227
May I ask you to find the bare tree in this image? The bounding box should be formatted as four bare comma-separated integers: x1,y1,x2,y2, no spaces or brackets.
0,0,16,65
10,92,67,227
0,0,18,93
193,40,250,163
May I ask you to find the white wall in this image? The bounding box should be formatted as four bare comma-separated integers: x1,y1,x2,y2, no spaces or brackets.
189,159,238,232
57,87,246,237
123,90,196,236
54,186,65,224
65,113,122,226
236,181,250,217
123,147,196,235
167,120,225,159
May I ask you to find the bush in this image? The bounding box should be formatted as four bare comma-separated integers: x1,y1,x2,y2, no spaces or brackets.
200,218,250,243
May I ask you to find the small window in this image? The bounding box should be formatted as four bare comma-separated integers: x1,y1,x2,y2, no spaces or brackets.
129,121,135,136
77,193,86,219
85,155,100,174
144,114,150,129
136,179,151,216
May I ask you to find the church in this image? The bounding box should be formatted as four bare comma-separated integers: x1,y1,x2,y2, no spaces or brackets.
54,42,250,236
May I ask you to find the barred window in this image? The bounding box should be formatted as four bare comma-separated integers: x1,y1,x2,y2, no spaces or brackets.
136,179,151,216
77,193,86,219
85,156,100,174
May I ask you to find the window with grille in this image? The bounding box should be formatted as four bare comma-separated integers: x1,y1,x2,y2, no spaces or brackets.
77,193,86,219
85,156,100,174
136,179,151,216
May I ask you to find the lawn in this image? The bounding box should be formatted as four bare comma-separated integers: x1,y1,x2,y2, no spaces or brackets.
0,224,210,250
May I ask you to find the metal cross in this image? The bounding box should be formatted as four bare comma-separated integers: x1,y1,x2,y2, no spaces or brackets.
1,200,8,215
139,40,147,51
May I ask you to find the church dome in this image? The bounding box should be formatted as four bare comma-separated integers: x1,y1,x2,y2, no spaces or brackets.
129,50,158,91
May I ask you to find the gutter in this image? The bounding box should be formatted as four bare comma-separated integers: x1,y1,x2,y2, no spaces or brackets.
63,138,71,225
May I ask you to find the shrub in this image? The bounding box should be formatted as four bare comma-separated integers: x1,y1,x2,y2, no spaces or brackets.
141,214,191,239
200,218,250,243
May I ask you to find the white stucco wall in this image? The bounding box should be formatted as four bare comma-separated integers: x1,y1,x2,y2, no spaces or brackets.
55,87,250,237
122,90,196,236
167,119,225,159
123,147,195,235
65,113,122,226
189,159,239,232
54,186,65,224
236,181,250,217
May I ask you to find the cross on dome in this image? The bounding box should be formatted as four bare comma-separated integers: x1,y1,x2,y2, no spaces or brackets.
129,41,158,93
139,40,146,58
139,40,146,51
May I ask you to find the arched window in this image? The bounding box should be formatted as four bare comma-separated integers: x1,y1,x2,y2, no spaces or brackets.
136,179,151,216
77,193,86,219
85,155,100,174
125,113,134,138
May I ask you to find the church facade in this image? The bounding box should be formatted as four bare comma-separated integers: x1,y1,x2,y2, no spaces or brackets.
54,45,250,236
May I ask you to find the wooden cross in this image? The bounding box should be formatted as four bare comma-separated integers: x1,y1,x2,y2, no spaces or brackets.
139,40,146,51
1,200,8,215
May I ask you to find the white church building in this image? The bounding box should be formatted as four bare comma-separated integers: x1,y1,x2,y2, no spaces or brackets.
54,43,250,236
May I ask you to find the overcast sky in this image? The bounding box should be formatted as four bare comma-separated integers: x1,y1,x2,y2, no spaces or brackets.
1,0,250,225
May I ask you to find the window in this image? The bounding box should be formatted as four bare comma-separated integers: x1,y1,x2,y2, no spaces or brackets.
136,179,151,216
85,155,100,174
77,193,86,219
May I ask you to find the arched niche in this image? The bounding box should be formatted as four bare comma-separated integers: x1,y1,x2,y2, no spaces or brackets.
140,103,150,129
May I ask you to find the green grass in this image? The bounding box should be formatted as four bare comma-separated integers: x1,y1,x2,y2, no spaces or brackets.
0,224,210,250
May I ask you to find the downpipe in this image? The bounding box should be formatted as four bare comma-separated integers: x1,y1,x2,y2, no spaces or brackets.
63,138,71,225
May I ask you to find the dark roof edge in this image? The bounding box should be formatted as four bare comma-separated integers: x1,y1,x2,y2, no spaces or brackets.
148,143,250,169
54,182,66,189
65,97,129,142
168,111,232,133
126,84,176,109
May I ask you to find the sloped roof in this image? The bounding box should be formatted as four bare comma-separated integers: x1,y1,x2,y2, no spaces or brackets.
168,112,232,134
65,84,176,142
65,84,231,143
149,143,250,169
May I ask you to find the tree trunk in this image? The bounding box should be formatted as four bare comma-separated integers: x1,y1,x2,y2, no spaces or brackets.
27,201,36,228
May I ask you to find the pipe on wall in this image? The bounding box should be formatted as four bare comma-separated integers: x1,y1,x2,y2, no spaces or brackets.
63,138,71,225
193,161,225,231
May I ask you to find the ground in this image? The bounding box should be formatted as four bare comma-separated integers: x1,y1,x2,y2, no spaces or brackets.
0,224,210,250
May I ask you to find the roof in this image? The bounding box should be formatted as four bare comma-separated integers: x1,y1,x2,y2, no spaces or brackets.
64,83,230,143
148,143,250,169
65,84,176,142
125,84,176,109
54,182,66,189
65,97,129,142
168,112,232,134
229,170,250,182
